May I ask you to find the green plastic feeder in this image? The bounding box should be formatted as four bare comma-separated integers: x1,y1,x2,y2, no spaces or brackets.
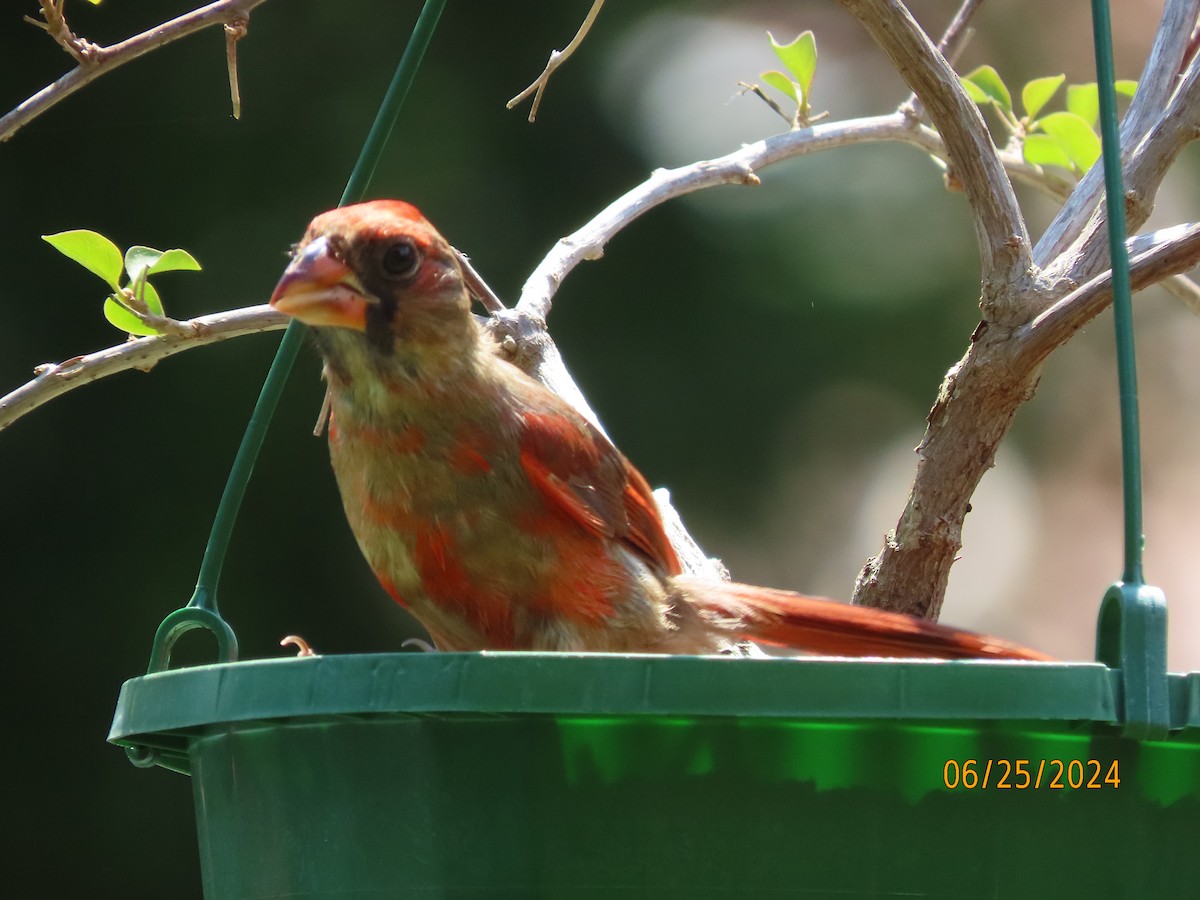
109,647,1200,898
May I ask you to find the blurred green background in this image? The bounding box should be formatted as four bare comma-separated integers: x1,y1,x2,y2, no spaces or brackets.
2,1,1196,895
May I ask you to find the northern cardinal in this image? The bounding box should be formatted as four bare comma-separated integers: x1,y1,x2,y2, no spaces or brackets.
270,200,1048,660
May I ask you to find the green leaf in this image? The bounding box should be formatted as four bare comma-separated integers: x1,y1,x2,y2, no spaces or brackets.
768,31,816,101
962,65,1011,112
125,245,201,290
123,244,165,284
1021,74,1065,119
42,229,124,289
1066,83,1099,126
761,70,798,103
148,247,201,274
104,296,160,336
1037,111,1102,170
1023,133,1074,170
961,78,991,104
1115,80,1137,98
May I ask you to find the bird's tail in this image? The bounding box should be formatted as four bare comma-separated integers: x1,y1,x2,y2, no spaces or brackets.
675,576,1052,661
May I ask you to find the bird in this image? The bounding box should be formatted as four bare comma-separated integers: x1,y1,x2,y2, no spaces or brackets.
269,199,1049,660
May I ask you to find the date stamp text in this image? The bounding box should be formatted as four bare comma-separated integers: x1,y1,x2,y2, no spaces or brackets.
943,758,1120,790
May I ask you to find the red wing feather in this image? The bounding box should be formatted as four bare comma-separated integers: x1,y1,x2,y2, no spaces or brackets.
617,461,682,576
517,409,680,577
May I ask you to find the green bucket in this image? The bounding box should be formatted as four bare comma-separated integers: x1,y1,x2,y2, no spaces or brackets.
109,652,1200,898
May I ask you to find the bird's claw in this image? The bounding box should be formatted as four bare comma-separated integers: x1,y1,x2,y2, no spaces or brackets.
281,634,317,657
401,637,437,653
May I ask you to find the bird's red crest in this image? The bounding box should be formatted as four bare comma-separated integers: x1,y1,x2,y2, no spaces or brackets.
305,200,433,249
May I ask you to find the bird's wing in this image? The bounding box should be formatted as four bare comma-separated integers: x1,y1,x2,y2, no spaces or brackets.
516,403,682,577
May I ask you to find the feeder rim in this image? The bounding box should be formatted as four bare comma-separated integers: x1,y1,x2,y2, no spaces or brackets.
108,652,1200,752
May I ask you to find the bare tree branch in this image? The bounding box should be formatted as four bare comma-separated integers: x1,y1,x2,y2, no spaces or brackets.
455,249,507,313
996,140,1200,310
518,113,949,322
1,108,1044,439
850,222,1199,618
0,305,286,432
24,1,93,65
839,0,1034,311
507,100,1161,390
838,0,1200,619
224,16,249,120
1035,0,1200,263
1049,57,1200,284
900,0,988,120
1020,223,1200,361
5,78,1117,440
1,0,269,143
506,0,605,123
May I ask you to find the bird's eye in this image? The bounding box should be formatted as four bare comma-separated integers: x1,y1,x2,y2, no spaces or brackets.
381,239,421,279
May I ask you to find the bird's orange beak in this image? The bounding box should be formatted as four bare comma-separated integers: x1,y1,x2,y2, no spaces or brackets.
269,235,368,331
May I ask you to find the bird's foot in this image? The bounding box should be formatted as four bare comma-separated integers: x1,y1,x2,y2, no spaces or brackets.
281,634,318,657
402,637,437,653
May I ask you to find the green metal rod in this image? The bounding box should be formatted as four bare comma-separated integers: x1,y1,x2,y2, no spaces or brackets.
188,0,448,613
190,319,305,612
1089,0,1144,586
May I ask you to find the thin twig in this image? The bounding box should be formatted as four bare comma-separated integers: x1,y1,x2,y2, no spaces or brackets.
0,305,287,432
1,0,268,143
225,17,249,120
506,0,605,122
738,81,793,127
1161,273,1200,313
454,247,507,312
25,0,94,65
